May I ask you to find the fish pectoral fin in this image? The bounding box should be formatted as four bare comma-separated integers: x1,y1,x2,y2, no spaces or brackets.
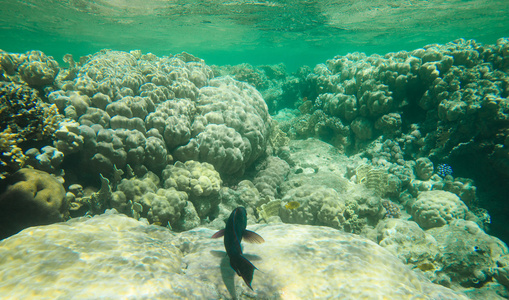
211,229,225,238
243,230,265,244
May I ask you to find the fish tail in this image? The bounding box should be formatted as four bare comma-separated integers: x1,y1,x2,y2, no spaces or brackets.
230,255,257,290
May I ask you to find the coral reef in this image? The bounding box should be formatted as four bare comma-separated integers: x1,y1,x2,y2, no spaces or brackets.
0,50,59,87
377,218,440,271
46,50,272,181
253,155,290,199
382,199,401,219
212,63,307,113
410,190,469,229
428,219,509,288
174,76,271,175
279,184,347,229
112,171,189,229
0,82,63,178
377,217,509,292
415,157,434,180
18,50,59,86
0,168,68,239
1,40,508,298
162,160,222,218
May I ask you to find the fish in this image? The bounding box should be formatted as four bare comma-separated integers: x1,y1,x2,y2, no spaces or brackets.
284,201,300,210
212,207,265,290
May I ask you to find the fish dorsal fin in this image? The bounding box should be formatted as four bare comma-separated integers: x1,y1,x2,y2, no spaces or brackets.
243,230,265,244
211,229,225,238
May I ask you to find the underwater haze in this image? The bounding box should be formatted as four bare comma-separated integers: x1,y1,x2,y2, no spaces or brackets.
1,0,508,69
2,0,509,299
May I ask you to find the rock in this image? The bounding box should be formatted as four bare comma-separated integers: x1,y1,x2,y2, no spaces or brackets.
0,211,468,299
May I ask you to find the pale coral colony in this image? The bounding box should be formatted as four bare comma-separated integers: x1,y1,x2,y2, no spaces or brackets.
1,38,509,298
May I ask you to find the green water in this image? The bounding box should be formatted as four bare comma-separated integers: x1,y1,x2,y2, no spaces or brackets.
1,0,508,70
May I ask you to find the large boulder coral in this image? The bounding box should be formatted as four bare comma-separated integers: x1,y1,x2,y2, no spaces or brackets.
279,184,346,228
0,211,469,299
18,50,59,86
410,190,469,229
48,51,271,186
253,155,290,199
377,218,441,277
174,76,272,175
48,50,214,181
145,98,195,150
0,168,68,239
428,219,509,288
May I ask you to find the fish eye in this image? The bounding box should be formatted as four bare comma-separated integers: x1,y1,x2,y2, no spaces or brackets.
473,246,485,254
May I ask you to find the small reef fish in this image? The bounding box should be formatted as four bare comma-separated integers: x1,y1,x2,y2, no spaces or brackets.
212,207,265,290
284,201,300,210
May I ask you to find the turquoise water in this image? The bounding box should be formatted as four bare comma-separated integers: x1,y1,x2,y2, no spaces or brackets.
1,0,508,70
2,1,509,299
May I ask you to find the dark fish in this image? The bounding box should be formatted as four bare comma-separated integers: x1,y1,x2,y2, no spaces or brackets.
212,207,265,290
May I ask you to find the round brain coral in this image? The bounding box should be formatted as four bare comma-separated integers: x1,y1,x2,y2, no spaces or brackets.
0,168,68,239
410,190,469,229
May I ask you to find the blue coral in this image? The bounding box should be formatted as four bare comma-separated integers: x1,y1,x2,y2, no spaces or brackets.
382,200,401,219
437,163,453,177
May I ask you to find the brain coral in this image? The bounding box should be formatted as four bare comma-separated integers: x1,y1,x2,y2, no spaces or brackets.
0,168,68,239
410,190,469,229
0,211,469,299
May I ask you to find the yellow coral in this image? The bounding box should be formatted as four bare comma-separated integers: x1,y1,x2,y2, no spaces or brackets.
354,164,389,196
257,199,281,221
0,127,26,178
268,122,289,149
41,104,64,138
